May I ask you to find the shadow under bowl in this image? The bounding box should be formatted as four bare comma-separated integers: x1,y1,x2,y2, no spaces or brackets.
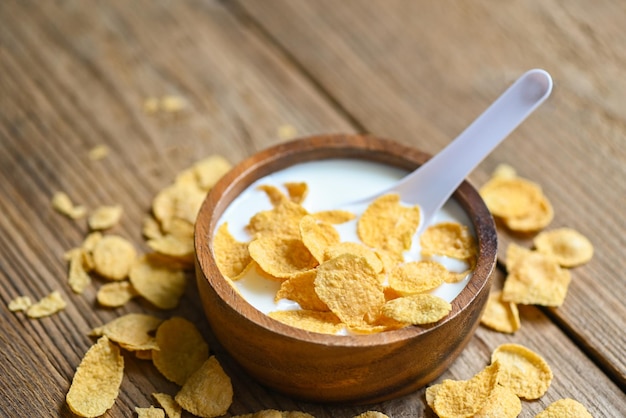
194,133,497,404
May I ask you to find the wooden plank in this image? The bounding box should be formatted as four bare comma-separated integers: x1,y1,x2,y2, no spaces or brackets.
0,0,624,417
236,0,626,388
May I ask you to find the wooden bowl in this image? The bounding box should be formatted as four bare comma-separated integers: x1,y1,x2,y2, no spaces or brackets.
194,134,497,404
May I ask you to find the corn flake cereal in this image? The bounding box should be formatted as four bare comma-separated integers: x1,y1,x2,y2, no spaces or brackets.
474,385,521,418
503,195,553,232
534,228,594,267
480,290,520,334
52,191,87,220
269,310,343,335
247,199,308,239
26,290,66,318
275,271,328,311
420,222,477,261
88,205,123,231
214,223,252,279
153,317,209,386
191,155,232,191
357,194,420,255
381,294,451,325
66,336,124,418
324,242,383,273
129,255,187,310
175,356,233,418
67,250,91,294
92,313,162,351
312,209,356,224
258,184,288,206
92,235,137,280
314,254,384,327
249,236,318,279
233,410,315,418
502,251,571,306
96,281,138,308
431,362,500,418
284,182,308,204
387,261,446,296
299,215,340,263
152,393,182,418
136,406,165,418
535,399,593,418
479,177,544,218
491,343,552,400
8,295,32,312
88,144,110,161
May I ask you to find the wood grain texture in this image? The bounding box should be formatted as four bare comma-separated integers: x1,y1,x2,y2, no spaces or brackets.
236,0,626,389
0,0,624,417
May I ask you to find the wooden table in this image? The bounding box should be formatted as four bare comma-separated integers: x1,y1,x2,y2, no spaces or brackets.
1,1,624,416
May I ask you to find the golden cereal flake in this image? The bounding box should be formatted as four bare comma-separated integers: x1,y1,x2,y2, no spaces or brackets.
249,236,318,279
233,410,315,418
503,194,554,232
491,343,552,400
143,216,164,240
92,313,162,352
66,336,124,418
88,144,110,161
502,251,571,307
480,290,520,334
312,209,356,224
52,191,87,219
67,249,91,294
284,182,308,204
258,184,288,206
191,154,232,191
153,317,209,386
505,243,534,272
8,295,32,312
92,235,137,280
147,233,195,266
491,163,517,180
357,193,420,255
387,260,446,296
432,362,500,418
535,399,593,418
277,124,297,140
299,215,340,263
152,393,182,418
152,182,205,231
324,241,383,274
473,385,521,418
88,205,123,231
129,255,187,310
269,310,343,335
213,222,252,280
534,228,594,267
420,222,477,261
381,294,451,325
314,254,384,327
247,198,308,239
160,95,187,113
175,356,233,418
135,406,165,418
479,177,544,218
275,270,328,311
26,291,66,318
96,281,138,308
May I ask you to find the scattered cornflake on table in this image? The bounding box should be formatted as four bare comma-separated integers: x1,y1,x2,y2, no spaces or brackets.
142,95,187,115
7,295,32,312
277,124,297,140
491,343,552,400
135,406,165,418
152,393,182,418
533,227,594,267
67,249,92,294
175,356,233,418
96,281,137,308
88,205,123,231
52,191,87,220
535,398,593,418
92,235,137,280
153,317,209,386
128,254,187,310
25,290,67,318
91,313,162,352
66,336,124,418
480,290,520,334
88,144,110,161
233,410,315,418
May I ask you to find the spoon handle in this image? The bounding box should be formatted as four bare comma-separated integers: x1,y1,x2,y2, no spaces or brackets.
398,69,553,230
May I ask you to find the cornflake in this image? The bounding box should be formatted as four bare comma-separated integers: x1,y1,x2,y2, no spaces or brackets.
420,222,476,261
92,235,137,280
129,254,186,310
175,356,233,418
153,317,209,386
534,228,593,267
88,144,110,161
66,336,124,418
152,393,182,418
249,236,318,279
135,406,165,418
88,205,123,231
26,291,66,318
91,313,162,352
535,399,593,418
275,271,328,312
381,294,451,325
324,242,383,273
474,385,521,418
480,290,520,334
67,249,91,294
491,343,552,400
96,281,137,308
52,191,87,219
233,410,315,418
8,295,32,312
269,310,343,335
213,222,252,279
299,215,340,263
387,261,447,296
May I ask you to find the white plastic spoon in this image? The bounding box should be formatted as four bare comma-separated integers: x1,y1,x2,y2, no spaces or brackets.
360,69,553,235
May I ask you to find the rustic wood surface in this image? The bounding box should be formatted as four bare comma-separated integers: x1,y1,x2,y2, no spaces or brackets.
0,0,624,417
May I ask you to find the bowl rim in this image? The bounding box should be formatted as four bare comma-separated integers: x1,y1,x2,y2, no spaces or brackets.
194,133,497,348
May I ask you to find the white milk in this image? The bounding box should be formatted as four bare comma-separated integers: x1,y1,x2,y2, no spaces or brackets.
216,159,475,316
